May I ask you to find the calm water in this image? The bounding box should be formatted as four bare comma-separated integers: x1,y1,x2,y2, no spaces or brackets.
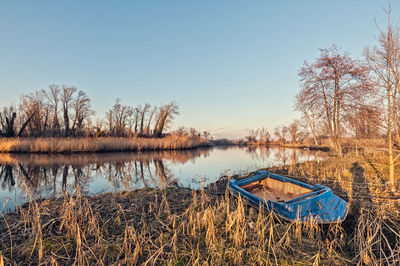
0,146,327,212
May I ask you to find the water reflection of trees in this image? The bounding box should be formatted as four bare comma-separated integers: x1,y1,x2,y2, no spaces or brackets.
245,146,328,166
0,165,15,190
0,149,211,200
245,146,272,162
0,147,328,209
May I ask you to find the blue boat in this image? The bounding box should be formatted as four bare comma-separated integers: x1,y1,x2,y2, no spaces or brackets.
228,170,348,223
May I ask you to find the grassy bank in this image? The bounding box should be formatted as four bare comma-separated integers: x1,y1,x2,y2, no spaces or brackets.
0,135,212,154
241,140,332,151
279,143,331,151
244,137,389,152
0,151,399,265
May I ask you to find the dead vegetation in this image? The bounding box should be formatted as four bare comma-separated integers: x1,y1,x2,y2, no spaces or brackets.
0,185,349,265
0,135,211,154
0,151,399,265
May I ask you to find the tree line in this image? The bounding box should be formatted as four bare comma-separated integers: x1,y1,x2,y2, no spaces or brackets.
244,122,304,146
0,85,179,138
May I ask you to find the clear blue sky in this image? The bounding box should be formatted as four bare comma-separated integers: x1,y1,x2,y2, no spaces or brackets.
0,0,395,138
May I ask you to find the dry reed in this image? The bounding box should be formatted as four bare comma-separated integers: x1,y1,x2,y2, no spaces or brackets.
0,150,399,265
1,183,397,265
0,135,211,154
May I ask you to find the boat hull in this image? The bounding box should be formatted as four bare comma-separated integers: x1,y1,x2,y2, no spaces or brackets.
227,170,348,223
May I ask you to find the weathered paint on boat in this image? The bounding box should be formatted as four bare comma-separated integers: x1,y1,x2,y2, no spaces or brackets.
227,170,348,223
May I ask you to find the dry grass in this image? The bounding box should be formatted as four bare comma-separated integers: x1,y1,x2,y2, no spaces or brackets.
1,181,399,264
0,150,399,265
0,186,351,265
0,135,212,154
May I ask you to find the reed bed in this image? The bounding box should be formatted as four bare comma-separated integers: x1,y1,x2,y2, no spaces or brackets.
0,187,336,265
1,176,399,265
0,135,212,154
0,151,399,265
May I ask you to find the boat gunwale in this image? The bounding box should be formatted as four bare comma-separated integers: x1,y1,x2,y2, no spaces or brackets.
229,179,330,208
232,170,330,205
227,170,349,223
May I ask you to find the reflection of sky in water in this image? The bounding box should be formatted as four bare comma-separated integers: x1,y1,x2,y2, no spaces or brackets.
0,146,327,212
173,147,324,188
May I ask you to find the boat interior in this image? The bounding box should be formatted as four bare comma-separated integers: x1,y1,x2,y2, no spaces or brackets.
241,177,313,203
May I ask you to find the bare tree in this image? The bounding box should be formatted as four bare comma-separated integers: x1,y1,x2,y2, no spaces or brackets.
281,126,288,143
274,126,283,145
106,98,134,137
42,99,51,133
154,102,179,137
298,45,371,157
139,103,151,135
153,110,161,136
246,129,259,142
364,7,398,190
288,121,299,144
0,106,17,137
383,16,400,145
295,90,320,145
346,103,382,155
20,91,46,136
42,85,61,132
106,109,113,135
203,130,211,139
258,127,271,145
145,106,157,135
71,90,93,134
133,107,140,135
0,105,36,138
61,86,76,135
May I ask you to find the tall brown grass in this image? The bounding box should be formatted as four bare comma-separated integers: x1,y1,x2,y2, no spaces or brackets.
1,150,399,264
0,135,212,154
1,182,398,265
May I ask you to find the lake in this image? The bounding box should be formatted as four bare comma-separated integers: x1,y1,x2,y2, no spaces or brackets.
0,146,327,212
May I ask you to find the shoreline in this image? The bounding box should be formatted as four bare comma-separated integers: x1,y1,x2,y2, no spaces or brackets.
0,145,213,155
0,136,335,154
278,143,331,151
0,136,213,154
239,142,332,151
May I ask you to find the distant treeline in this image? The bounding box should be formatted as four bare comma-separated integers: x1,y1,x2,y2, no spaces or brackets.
0,85,181,138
